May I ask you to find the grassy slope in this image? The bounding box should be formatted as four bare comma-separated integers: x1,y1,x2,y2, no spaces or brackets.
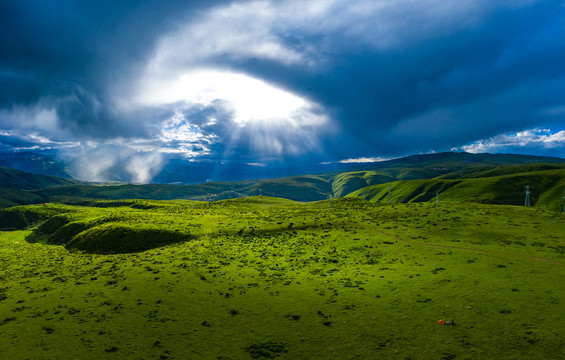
330,154,565,199
204,154,565,202
437,163,565,180
347,168,565,211
0,188,46,209
0,168,80,208
0,166,79,190
331,171,397,198
0,199,564,359
244,175,333,202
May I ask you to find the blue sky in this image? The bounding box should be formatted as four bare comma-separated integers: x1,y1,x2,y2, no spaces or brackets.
1,0,564,181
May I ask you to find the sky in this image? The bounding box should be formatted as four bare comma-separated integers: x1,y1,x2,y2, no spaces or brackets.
1,0,564,182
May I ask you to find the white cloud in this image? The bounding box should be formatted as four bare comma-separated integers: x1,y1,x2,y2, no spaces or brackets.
0,128,80,151
151,0,309,68
149,0,512,71
160,112,207,143
339,156,392,163
133,68,331,158
454,129,565,154
0,103,61,134
157,111,214,157
125,152,164,184
61,143,164,183
137,69,327,127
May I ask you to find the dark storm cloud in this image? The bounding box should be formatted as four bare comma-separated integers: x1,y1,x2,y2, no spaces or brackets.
0,133,37,150
215,0,565,158
1,0,564,178
142,0,565,161
0,0,228,138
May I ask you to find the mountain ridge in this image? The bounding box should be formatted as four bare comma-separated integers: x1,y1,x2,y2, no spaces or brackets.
0,152,563,210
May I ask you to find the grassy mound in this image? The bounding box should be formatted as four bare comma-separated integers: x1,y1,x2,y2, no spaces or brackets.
218,196,299,205
0,204,71,230
66,223,192,254
37,214,72,235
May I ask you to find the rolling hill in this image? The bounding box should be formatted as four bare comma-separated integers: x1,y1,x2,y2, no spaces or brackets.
0,152,563,210
0,166,80,190
328,152,565,196
0,167,83,208
346,166,565,212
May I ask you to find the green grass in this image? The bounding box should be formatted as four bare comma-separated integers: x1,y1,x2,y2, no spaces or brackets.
245,176,333,201
0,166,80,190
0,188,46,208
0,203,76,230
0,198,564,359
331,171,397,198
438,163,565,180
347,168,565,212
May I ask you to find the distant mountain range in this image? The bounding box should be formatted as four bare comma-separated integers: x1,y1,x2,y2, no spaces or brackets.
0,151,352,184
0,152,73,179
0,151,563,211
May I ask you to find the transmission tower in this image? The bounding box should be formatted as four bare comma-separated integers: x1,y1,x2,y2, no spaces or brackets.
435,191,439,208
388,185,392,204
524,186,531,207
328,193,334,212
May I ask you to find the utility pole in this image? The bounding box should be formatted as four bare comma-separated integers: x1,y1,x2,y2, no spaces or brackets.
524,186,531,207
388,185,392,204
435,191,439,208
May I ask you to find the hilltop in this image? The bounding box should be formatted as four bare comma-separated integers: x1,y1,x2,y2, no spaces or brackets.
0,167,83,209
0,166,80,190
346,163,565,212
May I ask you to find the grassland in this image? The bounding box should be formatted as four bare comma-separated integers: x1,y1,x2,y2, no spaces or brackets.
1,198,564,359
347,167,565,212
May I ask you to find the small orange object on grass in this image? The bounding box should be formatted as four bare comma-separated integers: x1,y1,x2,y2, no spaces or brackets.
438,319,445,325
